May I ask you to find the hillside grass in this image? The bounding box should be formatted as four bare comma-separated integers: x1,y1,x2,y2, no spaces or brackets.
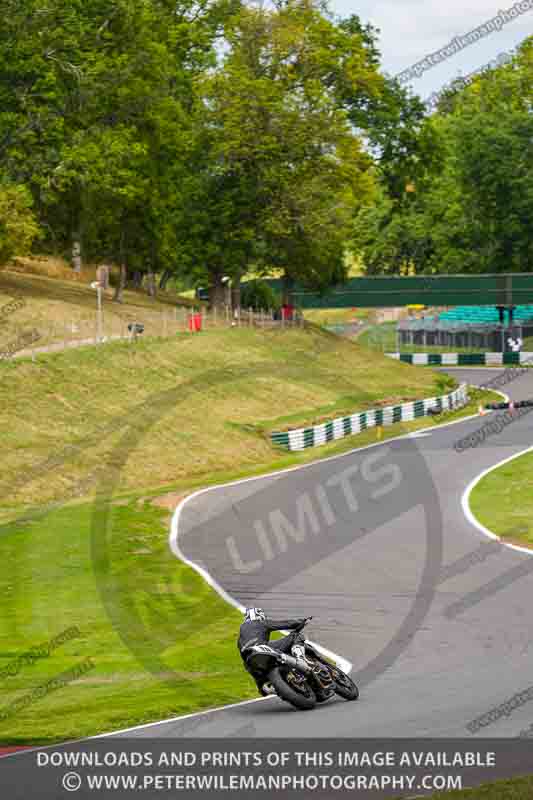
0,326,442,516
358,321,399,351
303,307,372,325
0,263,198,351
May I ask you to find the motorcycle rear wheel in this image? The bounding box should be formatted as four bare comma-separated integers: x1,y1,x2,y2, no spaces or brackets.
268,667,317,710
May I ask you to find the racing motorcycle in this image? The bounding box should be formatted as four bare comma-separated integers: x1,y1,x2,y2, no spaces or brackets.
243,619,358,710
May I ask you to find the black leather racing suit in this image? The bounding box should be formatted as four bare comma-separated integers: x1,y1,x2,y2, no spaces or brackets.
238,617,306,693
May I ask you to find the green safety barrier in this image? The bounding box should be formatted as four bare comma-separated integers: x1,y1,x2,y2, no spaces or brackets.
198,274,533,309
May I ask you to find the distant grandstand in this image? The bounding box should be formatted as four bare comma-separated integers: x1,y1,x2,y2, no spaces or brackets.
439,305,533,325
398,305,533,352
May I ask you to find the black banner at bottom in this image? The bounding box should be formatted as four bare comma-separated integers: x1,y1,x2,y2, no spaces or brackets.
1,739,533,799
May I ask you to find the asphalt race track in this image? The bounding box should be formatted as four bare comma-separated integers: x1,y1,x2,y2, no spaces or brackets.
119,369,533,739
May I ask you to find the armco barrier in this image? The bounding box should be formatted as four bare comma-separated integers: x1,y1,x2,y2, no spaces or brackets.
271,384,468,451
386,352,533,366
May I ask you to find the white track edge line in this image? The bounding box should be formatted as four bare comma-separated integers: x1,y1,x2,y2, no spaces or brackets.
94,696,274,738
169,492,353,675
0,696,276,756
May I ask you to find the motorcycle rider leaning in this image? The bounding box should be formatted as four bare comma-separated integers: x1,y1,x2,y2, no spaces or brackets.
238,607,310,696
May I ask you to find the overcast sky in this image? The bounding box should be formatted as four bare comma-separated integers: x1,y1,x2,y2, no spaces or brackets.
330,0,533,100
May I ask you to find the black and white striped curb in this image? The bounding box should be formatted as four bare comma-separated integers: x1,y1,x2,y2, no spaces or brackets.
387,352,533,366
272,385,468,451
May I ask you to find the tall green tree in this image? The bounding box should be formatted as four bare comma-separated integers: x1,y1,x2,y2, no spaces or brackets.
336,15,439,202
195,0,379,307
353,36,533,276
0,183,40,265
0,0,230,293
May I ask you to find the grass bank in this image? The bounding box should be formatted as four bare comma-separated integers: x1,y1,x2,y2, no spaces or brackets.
303,308,372,325
0,326,441,515
0,265,197,351
469,449,533,548
0,326,494,743
0,498,253,744
423,773,533,799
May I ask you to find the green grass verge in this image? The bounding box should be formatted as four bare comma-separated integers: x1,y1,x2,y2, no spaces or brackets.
0,499,253,744
421,773,533,799
303,308,371,325
469,449,533,548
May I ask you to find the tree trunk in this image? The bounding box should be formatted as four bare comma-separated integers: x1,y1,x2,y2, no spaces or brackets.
132,270,143,288
72,233,82,273
113,263,127,302
71,188,83,272
159,269,172,291
208,271,226,311
113,227,127,302
145,239,158,297
96,264,110,289
146,270,157,298
231,274,241,313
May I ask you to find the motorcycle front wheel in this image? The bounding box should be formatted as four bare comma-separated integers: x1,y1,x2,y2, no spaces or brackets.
268,667,317,710
331,667,359,701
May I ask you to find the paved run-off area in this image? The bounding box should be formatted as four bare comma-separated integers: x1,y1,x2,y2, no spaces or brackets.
111,369,533,739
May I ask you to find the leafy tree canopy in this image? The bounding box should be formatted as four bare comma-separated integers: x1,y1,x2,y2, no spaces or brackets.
352,35,533,277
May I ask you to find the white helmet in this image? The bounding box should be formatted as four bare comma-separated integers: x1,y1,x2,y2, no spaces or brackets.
245,607,266,622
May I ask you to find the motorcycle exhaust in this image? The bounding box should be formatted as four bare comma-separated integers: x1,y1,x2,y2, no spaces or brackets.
280,653,312,675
